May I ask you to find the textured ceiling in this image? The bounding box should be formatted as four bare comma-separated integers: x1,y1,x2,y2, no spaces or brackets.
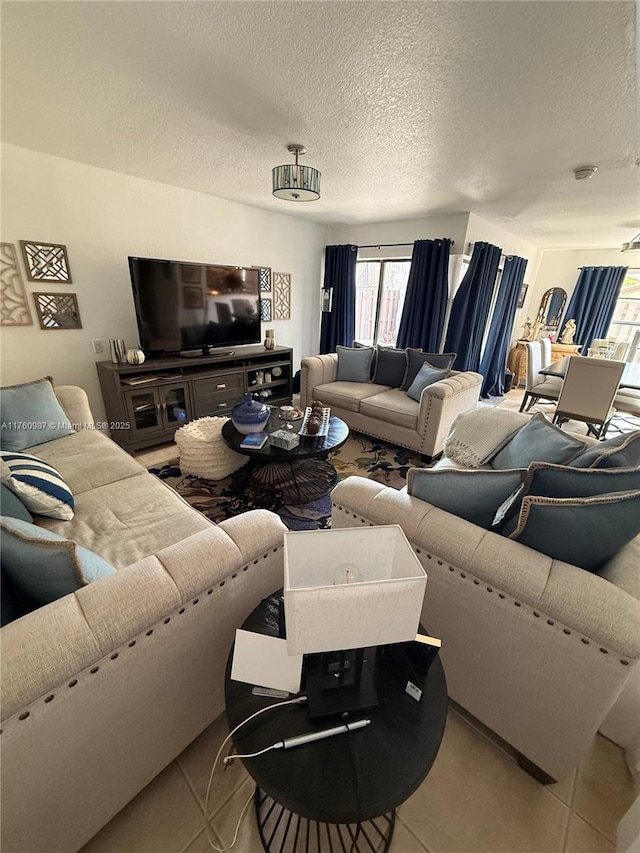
1,1,638,248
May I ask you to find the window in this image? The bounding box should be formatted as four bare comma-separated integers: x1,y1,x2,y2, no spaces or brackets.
354,260,410,347
606,269,640,363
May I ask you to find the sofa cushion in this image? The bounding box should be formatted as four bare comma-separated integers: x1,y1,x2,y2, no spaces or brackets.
26,429,145,494
0,376,74,451
407,467,526,529
569,430,640,469
444,408,530,468
493,462,640,533
0,482,34,522
336,345,374,383
0,516,116,604
490,413,587,470
507,489,640,574
406,365,450,401
359,388,419,430
1,450,74,520
372,346,408,387
314,381,389,414
36,471,212,568
401,350,457,390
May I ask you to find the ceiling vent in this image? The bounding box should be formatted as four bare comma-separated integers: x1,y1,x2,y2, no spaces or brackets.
573,166,597,181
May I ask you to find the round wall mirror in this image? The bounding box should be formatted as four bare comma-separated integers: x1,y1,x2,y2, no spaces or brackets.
536,288,567,333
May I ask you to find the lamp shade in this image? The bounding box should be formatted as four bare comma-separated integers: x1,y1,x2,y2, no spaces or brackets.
272,163,321,201
284,526,427,656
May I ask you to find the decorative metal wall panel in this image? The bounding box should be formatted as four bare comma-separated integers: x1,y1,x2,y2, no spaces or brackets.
1,242,33,326
20,240,72,283
259,267,272,293
33,292,82,329
260,298,272,322
273,272,291,320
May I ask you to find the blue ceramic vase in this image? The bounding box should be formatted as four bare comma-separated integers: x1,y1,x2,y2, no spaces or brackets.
231,393,270,434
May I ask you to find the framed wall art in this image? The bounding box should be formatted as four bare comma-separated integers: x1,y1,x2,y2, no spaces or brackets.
260,298,272,322
181,264,201,284
1,242,33,326
273,272,291,320
517,282,528,309
33,292,82,330
20,240,72,283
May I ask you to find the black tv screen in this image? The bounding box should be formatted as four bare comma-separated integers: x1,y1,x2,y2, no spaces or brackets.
129,257,261,356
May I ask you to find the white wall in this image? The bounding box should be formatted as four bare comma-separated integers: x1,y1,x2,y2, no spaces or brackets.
0,144,328,420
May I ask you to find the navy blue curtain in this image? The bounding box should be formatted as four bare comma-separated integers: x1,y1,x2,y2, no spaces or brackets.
563,266,628,351
396,238,452,352
479,255,528,398
319,245,357,354
444,242,502,371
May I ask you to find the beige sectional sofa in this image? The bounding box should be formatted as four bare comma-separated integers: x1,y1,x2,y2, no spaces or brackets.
301,353,483,459
330,410,640,782
1,386,287,853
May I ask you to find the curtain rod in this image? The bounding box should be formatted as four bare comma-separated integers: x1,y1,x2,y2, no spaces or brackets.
357,240,454,249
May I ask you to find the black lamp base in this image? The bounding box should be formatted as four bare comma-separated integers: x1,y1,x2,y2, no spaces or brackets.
304,651,378,722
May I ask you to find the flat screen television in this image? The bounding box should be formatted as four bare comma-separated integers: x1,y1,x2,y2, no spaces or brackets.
129,257,262,357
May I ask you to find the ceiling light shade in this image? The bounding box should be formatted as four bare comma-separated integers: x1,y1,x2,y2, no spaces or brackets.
621,233,640,252
272,144,321,202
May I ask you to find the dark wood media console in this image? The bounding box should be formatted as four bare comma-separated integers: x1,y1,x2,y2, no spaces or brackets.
96,345,293,451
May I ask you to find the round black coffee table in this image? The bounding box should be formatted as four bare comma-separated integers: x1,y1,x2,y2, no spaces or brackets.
225,593,448,852
221,411,349,505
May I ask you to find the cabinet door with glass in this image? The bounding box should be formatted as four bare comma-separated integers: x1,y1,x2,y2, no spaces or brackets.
158,382,191,429
123,382,191,439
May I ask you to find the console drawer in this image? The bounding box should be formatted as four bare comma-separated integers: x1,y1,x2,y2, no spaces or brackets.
193,373,245,417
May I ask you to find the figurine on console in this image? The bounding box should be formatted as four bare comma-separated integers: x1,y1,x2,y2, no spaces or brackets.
520,318,533,341
560,318,577,345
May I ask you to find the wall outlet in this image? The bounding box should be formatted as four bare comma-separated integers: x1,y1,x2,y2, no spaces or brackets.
92,339,105,353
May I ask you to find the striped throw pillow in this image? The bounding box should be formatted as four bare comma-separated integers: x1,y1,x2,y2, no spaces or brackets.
0,451,74,520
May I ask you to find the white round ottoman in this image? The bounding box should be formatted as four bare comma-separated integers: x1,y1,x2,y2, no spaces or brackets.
175,417,248,480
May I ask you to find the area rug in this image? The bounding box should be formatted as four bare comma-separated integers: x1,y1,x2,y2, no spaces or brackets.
148,432,430,531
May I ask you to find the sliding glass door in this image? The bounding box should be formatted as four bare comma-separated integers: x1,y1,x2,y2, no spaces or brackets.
354,260,410,347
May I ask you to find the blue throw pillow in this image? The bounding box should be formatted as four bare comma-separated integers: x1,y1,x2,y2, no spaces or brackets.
0,482,33,522
0,517,116,604
406,364,450,401
336,346,374,383
1,450,74,520
490,413,587,470
507,490,640,574
569,431,640,469
401,350,457,391
493,462,640,533
0,377,74,451
407,467,526,529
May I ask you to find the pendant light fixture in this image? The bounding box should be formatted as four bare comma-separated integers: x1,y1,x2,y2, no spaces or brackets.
272,144,321,202
621,233,640,252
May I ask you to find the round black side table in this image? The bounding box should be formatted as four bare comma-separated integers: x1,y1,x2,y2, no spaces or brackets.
225,593,448,852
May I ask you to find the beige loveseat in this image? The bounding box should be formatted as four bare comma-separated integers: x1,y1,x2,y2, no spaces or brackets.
301,353,483,459
0,386,287,853
330,410,640,782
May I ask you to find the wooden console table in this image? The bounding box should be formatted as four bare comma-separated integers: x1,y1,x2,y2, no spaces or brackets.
508,341,581,387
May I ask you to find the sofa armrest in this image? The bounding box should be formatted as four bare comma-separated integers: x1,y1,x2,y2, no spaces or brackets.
0,510,287,853
417,371,483,457
300,354,338,407
331,476,640,657
1,510,287,721
54,384,96,430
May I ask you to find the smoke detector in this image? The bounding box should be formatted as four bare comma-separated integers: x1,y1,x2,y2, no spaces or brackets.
573,166,597,181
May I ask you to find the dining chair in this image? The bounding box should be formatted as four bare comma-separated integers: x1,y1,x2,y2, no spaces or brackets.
540,337,553,368
611,341,630,362
518,341,563,412
586,338,615,358
552,357,625,439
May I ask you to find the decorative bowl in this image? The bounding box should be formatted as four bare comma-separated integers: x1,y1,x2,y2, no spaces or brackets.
231,393,271,434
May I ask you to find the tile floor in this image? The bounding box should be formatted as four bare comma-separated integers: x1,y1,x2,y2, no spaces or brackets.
80,702,638,853
87,388,637,853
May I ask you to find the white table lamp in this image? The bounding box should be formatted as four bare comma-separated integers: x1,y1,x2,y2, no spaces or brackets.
283,526,427,719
